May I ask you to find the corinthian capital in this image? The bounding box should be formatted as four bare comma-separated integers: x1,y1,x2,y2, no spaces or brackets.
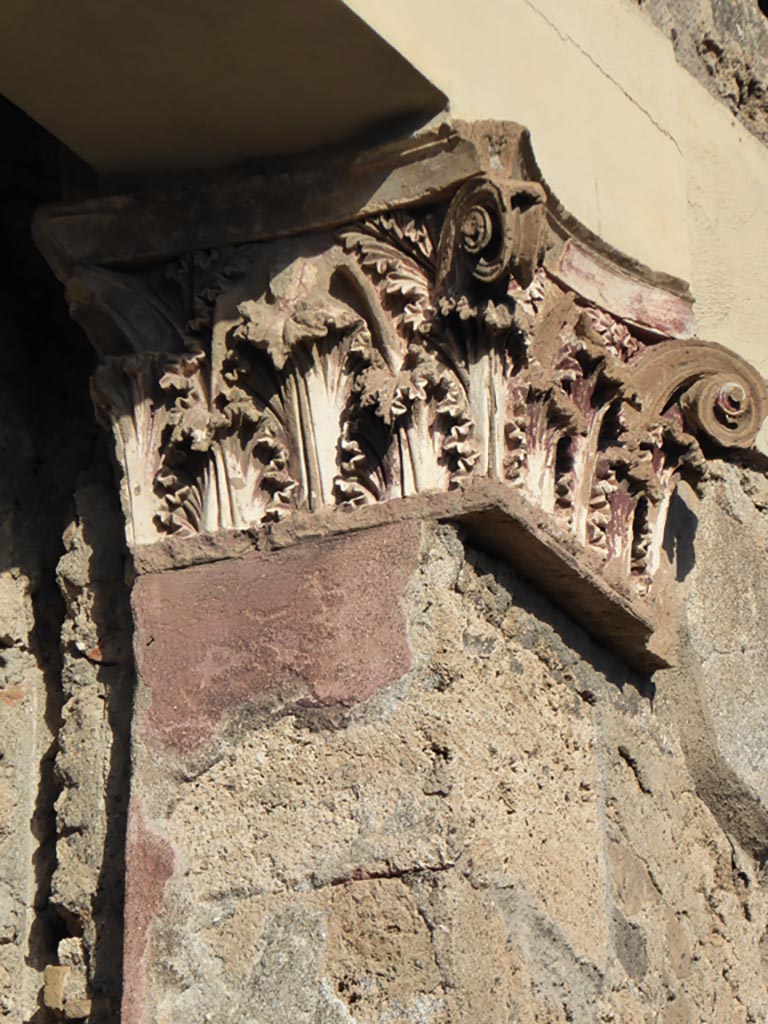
34,121,768,669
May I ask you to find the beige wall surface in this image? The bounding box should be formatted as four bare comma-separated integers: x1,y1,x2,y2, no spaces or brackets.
345,0,768,376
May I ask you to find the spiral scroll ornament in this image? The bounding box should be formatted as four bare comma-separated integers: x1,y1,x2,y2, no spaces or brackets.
680,376,766,449
435,175,547,295
628,339,768,450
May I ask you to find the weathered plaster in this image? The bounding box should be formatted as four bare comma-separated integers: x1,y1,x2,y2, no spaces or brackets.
344,0,691,281
132,523,420,751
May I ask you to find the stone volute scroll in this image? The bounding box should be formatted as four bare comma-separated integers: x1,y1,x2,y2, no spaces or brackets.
33,120,768,670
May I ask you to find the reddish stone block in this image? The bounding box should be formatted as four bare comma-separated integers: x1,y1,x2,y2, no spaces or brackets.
131,522,420,752
121,797,175,1024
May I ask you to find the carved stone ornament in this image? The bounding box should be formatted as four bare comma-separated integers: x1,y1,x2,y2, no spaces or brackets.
34,121,768,668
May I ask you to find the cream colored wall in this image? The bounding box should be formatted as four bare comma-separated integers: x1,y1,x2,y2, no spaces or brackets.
345,0,768,377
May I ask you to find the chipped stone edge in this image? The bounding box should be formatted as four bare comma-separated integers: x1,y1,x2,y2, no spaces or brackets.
129,479,667,674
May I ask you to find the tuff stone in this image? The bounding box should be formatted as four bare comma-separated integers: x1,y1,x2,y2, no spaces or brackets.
121,523,768,1022
131,521,420,753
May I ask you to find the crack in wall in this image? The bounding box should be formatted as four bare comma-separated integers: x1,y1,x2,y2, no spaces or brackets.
521,0,685,156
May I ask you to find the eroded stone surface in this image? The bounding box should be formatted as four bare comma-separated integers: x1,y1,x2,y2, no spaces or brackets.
638,0,768,147
53,476,134,1021
0,99,128,1022
672,462,768,844
125,523,768,1023
132,521,420,751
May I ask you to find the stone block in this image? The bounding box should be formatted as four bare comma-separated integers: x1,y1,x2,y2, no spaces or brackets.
123,521,421,1023
43,965,69,1013
131,521,420,753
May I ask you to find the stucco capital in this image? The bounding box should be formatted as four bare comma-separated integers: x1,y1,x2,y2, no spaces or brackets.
34,121,768,669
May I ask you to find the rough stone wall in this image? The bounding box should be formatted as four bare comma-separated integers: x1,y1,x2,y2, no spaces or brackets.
0,303,60,1022
124,515,768,1023
665,462,768,858
0,99,133,1022
49,480,133,1021
637,0,768,144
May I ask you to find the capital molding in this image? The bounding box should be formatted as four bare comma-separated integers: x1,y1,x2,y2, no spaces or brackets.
35,121,768,669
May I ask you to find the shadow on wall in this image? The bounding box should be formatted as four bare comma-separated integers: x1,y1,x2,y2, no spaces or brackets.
459,532,657,707
456,469,706,718
662,486,698,583
0,95,135,1022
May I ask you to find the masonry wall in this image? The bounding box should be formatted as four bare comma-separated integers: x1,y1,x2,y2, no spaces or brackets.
7,438,768,1022
0,101,131,1023
122,504,768,1023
